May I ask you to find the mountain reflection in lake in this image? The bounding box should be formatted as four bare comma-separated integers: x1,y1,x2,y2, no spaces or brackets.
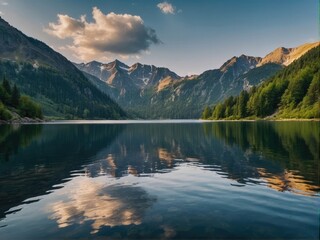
0,121,319,239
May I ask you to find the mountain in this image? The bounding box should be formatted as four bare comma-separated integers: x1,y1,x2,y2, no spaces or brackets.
0,18,73,72
0,17,126,119
223,63,283,97
75,60,180,90
145,55,271,118
75,55,269,118
203,45,320,119
257,42,319,67
75,60,181,118
76,40,317,119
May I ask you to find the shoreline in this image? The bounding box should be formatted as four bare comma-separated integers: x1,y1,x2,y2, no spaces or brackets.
265,118,320,122
0,117,45,125
0,118,319,124
202,118,320,122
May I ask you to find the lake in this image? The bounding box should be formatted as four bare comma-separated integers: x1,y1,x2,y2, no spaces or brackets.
0,121,319,239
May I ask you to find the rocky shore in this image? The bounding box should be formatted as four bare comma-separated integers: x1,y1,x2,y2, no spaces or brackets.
0,117,44,124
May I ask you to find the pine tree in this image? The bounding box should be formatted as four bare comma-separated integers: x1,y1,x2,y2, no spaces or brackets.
237,91,249,118
11,84,20,107
2,77,12,95
202,106,212,119
1,77,11,105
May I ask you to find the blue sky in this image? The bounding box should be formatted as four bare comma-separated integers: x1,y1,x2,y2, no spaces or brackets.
0,0,318,76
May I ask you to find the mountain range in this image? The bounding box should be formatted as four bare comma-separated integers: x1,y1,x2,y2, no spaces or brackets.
75,42,318,119
0,16,318,119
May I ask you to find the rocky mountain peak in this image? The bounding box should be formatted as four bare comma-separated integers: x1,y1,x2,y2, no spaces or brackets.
257,47,293,66
220,55,261,74
75,60,180,91
257,42,319,67
108,59,129,71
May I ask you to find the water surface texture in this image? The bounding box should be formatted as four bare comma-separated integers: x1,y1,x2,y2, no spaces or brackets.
0,121,319,239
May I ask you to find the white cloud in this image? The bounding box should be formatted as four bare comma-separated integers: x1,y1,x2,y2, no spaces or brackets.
157,2,175,14
45,7,161,61
1,2,8,6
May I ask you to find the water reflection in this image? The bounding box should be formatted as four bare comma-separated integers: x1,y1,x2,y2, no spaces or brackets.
203,122,319,194
257,168,317,196
0,124,124,219
81,122,319,196
50,177,155,234
0,124,42,161
0,121,319,239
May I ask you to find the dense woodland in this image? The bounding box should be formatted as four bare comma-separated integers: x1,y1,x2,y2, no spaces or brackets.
0,77,42,120
202,46,320,120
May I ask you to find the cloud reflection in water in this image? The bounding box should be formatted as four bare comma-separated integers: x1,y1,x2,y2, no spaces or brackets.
49,177,155,234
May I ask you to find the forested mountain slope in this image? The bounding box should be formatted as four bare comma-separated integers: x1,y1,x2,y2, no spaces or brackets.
0,17,126,119
202,45,320,119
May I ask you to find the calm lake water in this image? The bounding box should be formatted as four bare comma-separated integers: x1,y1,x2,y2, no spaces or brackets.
0,121,319,239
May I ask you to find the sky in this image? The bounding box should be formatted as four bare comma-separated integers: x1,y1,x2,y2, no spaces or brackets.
0,0,318,76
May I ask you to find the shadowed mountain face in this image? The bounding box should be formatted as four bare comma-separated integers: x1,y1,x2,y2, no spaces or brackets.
0,17,75,72
0,17,125,119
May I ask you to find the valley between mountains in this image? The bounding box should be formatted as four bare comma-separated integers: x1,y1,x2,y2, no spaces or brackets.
0,16,318,120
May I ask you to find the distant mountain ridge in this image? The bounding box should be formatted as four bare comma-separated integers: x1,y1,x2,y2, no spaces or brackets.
75,60,180,91
74,41,317,119
75,54,275,118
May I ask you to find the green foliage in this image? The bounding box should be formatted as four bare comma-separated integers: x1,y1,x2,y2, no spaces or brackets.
11,84,20,107
201,106,212,119
0,78,43,120
83,108,90,118
0,62,126,119
225,96,235,117
236,91,249,118
281,67,313,108
202,46,320,120
0,80,10,105
212,103,225,119
19,95,43,119
0,102,12,120
2,77,11,95
303,73,320,106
